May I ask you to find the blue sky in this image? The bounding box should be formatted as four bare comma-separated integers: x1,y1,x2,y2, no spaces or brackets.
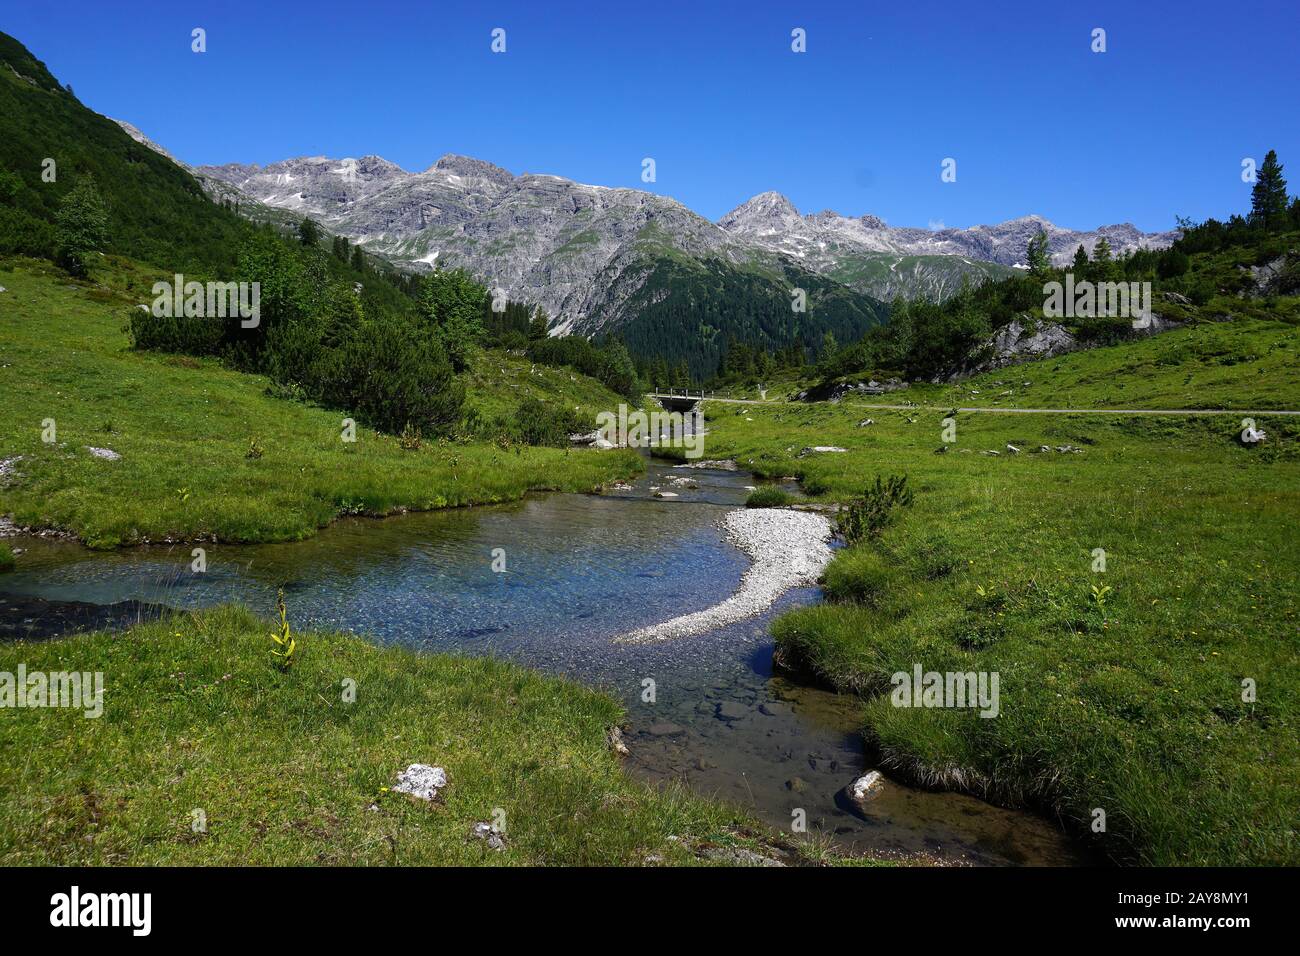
5,0,1296,231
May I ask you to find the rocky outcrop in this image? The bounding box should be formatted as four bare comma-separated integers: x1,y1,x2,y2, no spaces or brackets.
1247,253,1299,297
794,377,908,402
944,317,1078,381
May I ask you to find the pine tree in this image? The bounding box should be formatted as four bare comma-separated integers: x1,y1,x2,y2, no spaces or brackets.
1091,237,1112,262
1250,150,1289,231
54,174,109,276
1072,243,1089,273
297,218,321,247
1026,230,1051,276
528,306,550,341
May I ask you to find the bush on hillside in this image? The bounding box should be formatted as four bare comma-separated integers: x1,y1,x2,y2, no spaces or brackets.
839,474,914,544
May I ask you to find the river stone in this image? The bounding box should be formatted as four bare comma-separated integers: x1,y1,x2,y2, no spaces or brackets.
847,770,886,807
715,701,748,721
646,722,686,737
393,763,447,801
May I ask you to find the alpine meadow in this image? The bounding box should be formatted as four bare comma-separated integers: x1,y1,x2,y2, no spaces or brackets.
0,2,1296,935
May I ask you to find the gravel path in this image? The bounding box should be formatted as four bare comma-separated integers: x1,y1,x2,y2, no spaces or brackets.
696,397,1300,416
616,508,834,644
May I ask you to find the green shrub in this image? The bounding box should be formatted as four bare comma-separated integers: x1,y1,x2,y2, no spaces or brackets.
127,305,225,355
0,543,14,573
838,474,914,544
329,317,464,436
511,396,585,447
746,486,792,508
0,205,55,258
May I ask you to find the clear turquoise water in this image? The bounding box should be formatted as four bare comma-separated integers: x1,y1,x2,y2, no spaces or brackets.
0,457,1087,864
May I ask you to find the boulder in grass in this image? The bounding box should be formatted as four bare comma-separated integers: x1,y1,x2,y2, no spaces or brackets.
393,764,447,802
85,446,121,461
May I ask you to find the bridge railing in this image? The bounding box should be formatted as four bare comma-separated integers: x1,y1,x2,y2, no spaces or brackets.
651,386,715,400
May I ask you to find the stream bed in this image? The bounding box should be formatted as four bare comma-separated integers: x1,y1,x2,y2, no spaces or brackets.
0,456,1087,865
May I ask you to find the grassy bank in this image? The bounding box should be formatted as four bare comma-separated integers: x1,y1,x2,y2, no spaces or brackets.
0,257,638,548
696,323,1299,865
0,605,810,865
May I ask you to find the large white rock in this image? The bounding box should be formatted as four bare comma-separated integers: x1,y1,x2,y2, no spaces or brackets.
847,770,886,806
393,764,447,801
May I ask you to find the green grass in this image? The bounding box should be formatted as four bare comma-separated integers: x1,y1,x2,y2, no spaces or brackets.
0,257,640,547
745,486,792,508
0,606,812,865
0,542,13,572
462,347,631,425
697,327,1300,865
919,317,1300,411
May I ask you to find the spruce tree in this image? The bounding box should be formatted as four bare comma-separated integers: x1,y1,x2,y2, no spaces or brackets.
297,218,321,247
1250,150,1289,231
1072,243,1089,273
528,306,550,341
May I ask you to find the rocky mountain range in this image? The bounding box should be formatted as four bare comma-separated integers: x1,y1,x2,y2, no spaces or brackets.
193,151,1177,326
718,191,1179,298
114,122,1177,362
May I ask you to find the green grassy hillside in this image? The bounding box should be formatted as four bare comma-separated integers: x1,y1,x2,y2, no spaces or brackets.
688,330,1299,865
0,32,248,274
0,257,638,548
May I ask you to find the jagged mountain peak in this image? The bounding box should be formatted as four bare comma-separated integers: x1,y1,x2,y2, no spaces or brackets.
718,191,803,233
430,153,514,185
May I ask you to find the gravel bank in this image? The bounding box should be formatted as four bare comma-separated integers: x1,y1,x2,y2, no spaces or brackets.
616,508,834,643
